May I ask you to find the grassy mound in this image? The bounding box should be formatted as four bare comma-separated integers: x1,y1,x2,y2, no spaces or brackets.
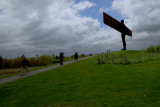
0,56,160,107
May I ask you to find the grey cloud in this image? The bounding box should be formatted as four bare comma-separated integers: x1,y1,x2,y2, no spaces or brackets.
0,0,105,58
1,0,160,58
112,0,160,49
112,0,160,33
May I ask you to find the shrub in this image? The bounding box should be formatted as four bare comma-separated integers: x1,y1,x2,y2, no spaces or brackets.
0,56,3,69
146,45,155,53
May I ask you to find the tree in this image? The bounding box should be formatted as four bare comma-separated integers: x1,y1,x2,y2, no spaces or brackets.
36,54,39,59
38,55,53,66
0,56,3,69
52,54,55,59
146,45,155,53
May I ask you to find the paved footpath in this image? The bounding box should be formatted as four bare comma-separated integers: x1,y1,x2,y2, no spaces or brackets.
0,56,96,84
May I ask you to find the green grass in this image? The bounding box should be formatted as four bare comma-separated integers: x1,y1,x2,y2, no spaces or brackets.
0,64,58,79
0,56,160,107
0,72,20,79
0,56,86,79
101,50,160,64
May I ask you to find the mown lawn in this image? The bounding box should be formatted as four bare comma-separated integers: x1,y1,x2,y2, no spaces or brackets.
0,64,56,79
0,56,84,79
0,56,160,107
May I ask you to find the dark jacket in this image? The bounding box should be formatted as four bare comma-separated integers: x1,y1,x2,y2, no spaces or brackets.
75,53,78,58
21,59,29,66
60,53,64,59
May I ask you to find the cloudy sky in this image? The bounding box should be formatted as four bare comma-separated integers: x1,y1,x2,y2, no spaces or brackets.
0,0,160,58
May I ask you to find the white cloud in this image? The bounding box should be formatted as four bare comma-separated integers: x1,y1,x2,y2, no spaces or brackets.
0,0,112,58
99,8,110,13
0,0,160,58
112,0,160,32
72,1,96,11
112,0,160,49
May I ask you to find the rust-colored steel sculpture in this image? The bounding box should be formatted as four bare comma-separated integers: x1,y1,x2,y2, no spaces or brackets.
103,12,132,36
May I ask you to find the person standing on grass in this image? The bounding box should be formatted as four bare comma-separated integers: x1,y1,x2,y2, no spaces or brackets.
60,52,64,65
74,52,78,61
20,55,29,75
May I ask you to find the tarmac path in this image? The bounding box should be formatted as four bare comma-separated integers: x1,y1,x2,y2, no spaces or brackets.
0,56,96,84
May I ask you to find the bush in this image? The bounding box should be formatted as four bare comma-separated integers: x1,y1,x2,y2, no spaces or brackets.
11,57,21,68
3,58,12,68
154,45,160,52
0,56,3,69
28,57,38,67
37,55,53,66
146,45,155,53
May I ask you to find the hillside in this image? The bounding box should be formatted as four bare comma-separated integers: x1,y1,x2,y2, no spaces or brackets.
0,56,160,106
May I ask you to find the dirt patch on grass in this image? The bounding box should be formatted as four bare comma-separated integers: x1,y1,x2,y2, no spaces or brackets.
0,71,20,75
0,67,41,75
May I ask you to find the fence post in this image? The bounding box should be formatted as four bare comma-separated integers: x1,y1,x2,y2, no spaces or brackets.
112,54,114,63
120,52,122,58
139,53,141,62
107,51,108,59
149,53,150,60
120,53,123,64
105,52,107,60
125,54,127,64
102,53,104,63
98,54,101,64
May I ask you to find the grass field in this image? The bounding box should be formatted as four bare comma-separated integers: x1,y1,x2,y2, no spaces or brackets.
0,55,160,107
100,50,160,64
0,64,57,79
0,57,79,79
